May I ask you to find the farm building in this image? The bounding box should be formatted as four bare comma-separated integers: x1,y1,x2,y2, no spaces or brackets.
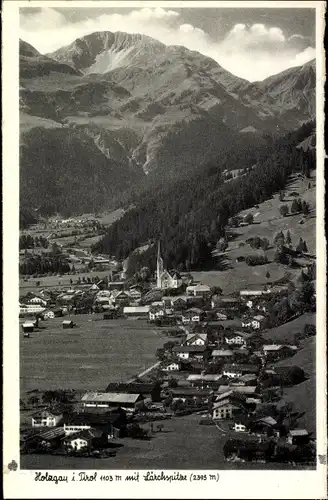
43,310,55,319
240,290,271,298
128,289,142,301
123,306,150,317
63,320,74,329
54,308,63,317
31,410,63,428
184,332,208,346
108,281,125,291
287,429,310,446
63,429,96,451
27,295,48,306
181,308,206,324
112,291,130,307
96,296,112,309
212,349,234,359
233,422,248,432
186,284,211,297
212,399,246,420
168,387,211,402
22,322,34,334
162,361,181,372
19,303,46,315
81,392,145,412
172,344,208,361
26,427,66,449
103,310,120,320
222,364,260,379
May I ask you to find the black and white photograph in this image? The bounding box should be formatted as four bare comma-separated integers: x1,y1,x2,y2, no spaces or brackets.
2,1,327,498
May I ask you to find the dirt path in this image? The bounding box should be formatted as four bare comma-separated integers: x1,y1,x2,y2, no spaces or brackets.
127,360,161,383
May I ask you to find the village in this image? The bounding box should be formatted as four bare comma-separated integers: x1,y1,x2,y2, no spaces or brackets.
19,229,316,468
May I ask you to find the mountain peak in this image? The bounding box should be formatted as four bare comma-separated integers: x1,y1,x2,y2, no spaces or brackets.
49,30,166,74
20,39,41,58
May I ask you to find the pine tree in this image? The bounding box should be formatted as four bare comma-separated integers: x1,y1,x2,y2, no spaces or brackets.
286,230,292,246
296,238,304,253
279,205,289,217
302,201,310,215
291,199,298,213
274,231,285,247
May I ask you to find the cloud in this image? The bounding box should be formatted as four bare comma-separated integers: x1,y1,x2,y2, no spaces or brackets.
19,8,315,81
291,46,316,67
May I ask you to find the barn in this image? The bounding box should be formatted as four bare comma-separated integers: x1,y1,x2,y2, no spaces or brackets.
62,320,74,329
22,322,34,334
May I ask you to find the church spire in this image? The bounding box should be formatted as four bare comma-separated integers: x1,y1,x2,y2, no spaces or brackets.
157,240,161,261
156,240,164,288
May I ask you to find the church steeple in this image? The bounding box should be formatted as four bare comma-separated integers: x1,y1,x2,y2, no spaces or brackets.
156,240,164,288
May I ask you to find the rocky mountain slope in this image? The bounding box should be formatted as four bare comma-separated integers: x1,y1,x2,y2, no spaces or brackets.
20,40,81,79
20,32,315,215
238,59,316,129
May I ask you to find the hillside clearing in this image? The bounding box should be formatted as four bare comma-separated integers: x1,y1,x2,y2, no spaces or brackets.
275,337,316,435
192,173,316,294
263,313,316,342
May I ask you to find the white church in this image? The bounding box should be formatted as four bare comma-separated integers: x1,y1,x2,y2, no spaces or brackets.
155,242,183,290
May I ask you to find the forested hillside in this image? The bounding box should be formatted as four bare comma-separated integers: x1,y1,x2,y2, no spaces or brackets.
93,122,315,272
20,34,315,218
20,127,141,216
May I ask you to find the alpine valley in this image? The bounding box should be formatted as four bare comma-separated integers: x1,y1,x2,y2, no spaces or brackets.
20,31,315,219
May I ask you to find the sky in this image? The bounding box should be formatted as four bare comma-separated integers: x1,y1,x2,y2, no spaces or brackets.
19,6,316,81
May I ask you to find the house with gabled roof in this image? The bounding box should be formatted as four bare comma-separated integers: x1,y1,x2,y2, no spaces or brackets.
222,363,260,379
149,304,165,321
31,409,63,428
81,392,144,412
172,344,208,361
184,332,208,346
287,429,310,446
224,331,251,346
217,385,259,396
181,308,206,324
186,284,211,298
62,429,97,451
161,360,181,372
212,349,234,359
262,344,293,361
168,296,188,310
212,392,247,420
29,427,66,449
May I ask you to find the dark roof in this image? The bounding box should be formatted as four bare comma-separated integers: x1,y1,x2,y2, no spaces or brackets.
31,409,63,418
223,363,260,373
215,297,240,303
34,427,65,441
273,365,305,375
184,308,204,314
64,412,124,427
170,270,182,279
169,387,212,397
172,345,207,353
63,429,96,442
105,382,155,394
225,437,273,452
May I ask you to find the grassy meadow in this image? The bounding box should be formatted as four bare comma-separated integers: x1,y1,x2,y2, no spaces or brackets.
20,315,169,395
192,174,316,294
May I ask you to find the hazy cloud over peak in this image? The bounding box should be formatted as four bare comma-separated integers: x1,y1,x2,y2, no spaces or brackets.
20,7,315,81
